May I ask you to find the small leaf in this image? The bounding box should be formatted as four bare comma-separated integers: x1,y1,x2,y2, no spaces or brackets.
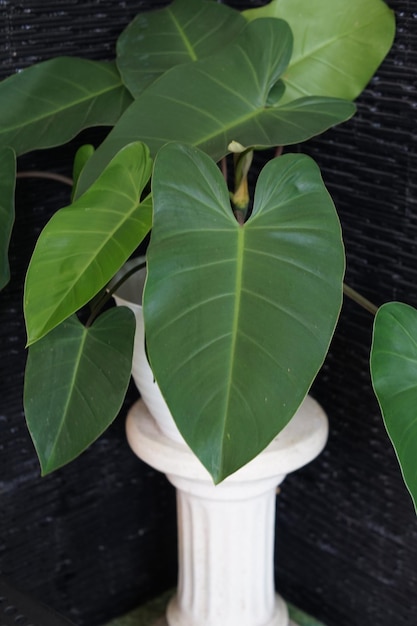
24,307,136,475
371,302,417,512
244,0,395,102
117,0,245,97
71,144,95,200
78,19,355,193
0,146,16,290
24,142,152,345
145,143,345,482
0,58,132,155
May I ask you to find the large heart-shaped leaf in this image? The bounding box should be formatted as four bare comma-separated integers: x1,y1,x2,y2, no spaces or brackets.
24,142,152,345
145,143,345,482
78,19,355,193
24,307,135,475
116,0,245,98
370,302,417,512
0,146,16,290
244,0,395,102
0,58,132,156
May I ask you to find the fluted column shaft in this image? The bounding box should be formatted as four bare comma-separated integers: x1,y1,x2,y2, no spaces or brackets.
167,473,287,626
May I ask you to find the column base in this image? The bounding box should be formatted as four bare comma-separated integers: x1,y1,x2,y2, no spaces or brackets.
153,614,299,626
154,618,299,626
100,589,327,626
167,593,293,626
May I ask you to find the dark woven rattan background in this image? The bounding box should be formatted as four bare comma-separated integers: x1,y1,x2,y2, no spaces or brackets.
1,1,416,625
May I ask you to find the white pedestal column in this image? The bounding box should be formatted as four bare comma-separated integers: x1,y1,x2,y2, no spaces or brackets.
126,395,328,626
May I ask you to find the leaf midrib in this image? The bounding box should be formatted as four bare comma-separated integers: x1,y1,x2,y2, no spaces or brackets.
2,74,124,134
167,6,198,62
137,98,307,157
45,323,88,470
218,227,245,472
289,12,387,70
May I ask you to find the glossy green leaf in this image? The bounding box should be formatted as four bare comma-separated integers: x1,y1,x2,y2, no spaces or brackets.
244,0,395,102
24,142,152,345
0,58,132,155
0,146,16,290
370,302,417,512
24,307,135,475
116,0,245,97
145,143,345,482
78,19,355,193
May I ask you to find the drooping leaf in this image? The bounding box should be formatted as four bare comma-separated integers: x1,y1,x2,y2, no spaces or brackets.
78,19,355,194
0,146,16,290
244,0,395,102
24,307,135,475
117,0,245,98
0,58,132,155
370,302,417,512
24,142,152,345
145,143,345,482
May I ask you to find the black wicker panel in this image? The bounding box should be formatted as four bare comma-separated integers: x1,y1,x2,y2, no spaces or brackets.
1,2,416,626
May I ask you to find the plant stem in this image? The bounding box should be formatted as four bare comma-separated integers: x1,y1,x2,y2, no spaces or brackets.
343,283,379,316
220,157,228,182
16,170,73,187
86,259,147,327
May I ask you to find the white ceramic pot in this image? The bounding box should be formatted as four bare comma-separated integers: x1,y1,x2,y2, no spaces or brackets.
113,263,184,443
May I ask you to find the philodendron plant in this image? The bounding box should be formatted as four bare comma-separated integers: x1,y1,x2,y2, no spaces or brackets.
2,0,411,504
